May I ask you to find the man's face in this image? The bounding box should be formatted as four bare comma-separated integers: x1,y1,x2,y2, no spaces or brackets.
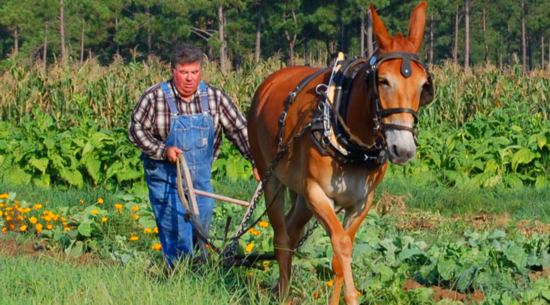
172,61,202,100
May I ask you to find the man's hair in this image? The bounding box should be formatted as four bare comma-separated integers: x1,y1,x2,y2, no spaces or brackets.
171,43,203,68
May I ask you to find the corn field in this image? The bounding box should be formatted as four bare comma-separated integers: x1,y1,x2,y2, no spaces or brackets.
0,58,549,189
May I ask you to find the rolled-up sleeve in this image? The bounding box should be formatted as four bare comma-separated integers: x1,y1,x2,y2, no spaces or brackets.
217,91,255,166
128,92,167,160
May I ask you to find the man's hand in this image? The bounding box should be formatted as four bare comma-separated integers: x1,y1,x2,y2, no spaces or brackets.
166,146,184,163
253,167,260,182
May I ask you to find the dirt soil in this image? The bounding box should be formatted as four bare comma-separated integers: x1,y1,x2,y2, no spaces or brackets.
375,192,550,237
402,278,485,303
0,237,107,266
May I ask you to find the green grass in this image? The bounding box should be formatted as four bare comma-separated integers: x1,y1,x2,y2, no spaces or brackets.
378,176,550,222
2,177,550,305
0,250,274,305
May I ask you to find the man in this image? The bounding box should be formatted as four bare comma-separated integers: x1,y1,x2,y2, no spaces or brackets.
128,43,257,266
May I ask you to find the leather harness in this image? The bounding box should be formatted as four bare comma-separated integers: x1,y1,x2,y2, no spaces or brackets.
277,50,434,169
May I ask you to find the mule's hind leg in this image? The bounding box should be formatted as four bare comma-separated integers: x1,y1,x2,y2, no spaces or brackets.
285,192,314,248
264,176,293,299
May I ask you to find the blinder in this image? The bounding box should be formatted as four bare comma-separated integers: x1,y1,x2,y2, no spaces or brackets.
420,74,434,106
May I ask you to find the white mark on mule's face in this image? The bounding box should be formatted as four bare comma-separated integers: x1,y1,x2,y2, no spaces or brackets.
384,129,416,165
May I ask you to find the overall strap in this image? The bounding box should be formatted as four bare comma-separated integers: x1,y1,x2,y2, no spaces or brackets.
160,81,179,117
199,82,210,113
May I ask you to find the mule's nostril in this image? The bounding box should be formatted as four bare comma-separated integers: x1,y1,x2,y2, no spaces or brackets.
392,145,400,157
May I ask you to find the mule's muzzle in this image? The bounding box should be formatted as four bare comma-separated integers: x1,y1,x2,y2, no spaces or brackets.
385,129,416,165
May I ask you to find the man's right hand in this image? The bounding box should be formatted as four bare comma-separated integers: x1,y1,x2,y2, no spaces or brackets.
166,146,184,163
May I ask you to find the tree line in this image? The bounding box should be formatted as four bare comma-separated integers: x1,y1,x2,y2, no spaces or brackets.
1,0,549,72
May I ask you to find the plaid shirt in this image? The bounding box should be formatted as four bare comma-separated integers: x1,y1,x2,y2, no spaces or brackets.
128,79,253,165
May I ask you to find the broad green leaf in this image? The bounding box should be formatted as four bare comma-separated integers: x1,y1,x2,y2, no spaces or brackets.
504,244,527,269
398,248,425,261
78,222,92,237
457,267,476,292
373,264,394,283
511,148,536,172
68,241,85,257
8,169,32,185
536,133,547,150
44,138,56,150
82,154,102,184
29,157,49,174
33,174,51,187
116,168,143,183
535,175,547,188
59,168,84,188
506,175,523,188
437,259,457,281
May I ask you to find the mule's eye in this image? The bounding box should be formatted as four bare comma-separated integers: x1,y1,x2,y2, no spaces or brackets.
378,78,390,86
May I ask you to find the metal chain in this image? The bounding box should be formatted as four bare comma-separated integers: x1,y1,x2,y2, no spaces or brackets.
223,122,313,267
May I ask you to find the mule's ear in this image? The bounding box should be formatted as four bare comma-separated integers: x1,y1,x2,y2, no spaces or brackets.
370,4,392,52
407,2,427,53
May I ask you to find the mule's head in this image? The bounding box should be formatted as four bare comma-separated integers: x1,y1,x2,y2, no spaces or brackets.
369,2,432,165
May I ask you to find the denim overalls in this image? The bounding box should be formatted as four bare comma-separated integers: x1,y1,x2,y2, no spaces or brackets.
142,81,215,266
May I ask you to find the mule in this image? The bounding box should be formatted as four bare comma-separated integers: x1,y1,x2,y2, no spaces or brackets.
247,2,433,304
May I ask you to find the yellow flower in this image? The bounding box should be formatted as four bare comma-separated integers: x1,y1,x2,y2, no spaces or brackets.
327,280,333,287
64,227,72,231
114,204,123,210
62,222,67,226
61,217,66,222
44,215,52,221
14,200,19,204
144,228,153,234
6,216,12,222
46,224,53,230
133,214,139,220
154,227,159,234
356,290,362,296
130,236,139,241
0,211,3,217
101,217,108,222
80,199,84,204
2,227,7,232
16,215,24,221
34,203,43,209
35,223,43,231
313,291,321,300
248,228,255,233
245,243,254,253
29,217,38,224
253,231,261,236
91,210,98,215
152,243,162,250
0,193,9,199
132,205,139,211
20,225,27,232
0,203,4,207
97,198,104,204
259,221,269,228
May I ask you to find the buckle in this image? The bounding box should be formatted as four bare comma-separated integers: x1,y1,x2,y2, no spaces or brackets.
279,111,287,123
373,117,381,132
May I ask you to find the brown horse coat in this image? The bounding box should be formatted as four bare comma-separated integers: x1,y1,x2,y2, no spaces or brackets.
247,2,430,304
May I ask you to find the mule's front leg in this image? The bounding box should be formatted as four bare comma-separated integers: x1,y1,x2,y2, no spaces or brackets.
305,182,358,305
331,191,376,304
